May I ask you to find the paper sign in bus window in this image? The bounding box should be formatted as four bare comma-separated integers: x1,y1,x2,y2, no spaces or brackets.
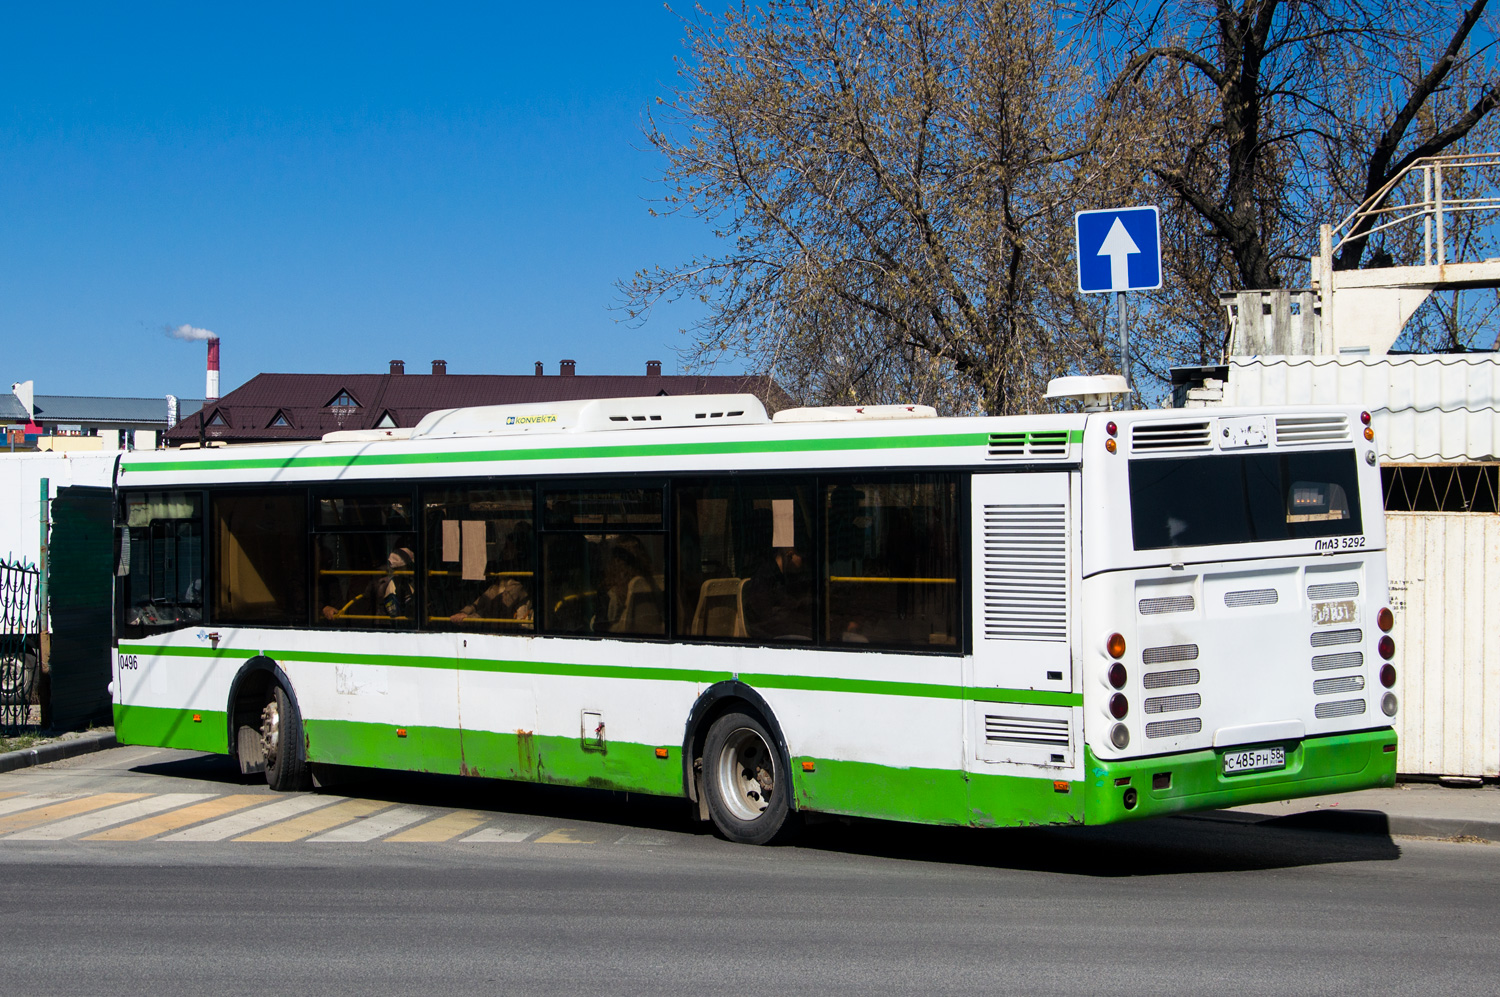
772,499,794,548
442,519,461,562
461,520,486,581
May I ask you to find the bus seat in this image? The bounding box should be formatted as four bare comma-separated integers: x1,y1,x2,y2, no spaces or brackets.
615,575,664,634
691,577,747,638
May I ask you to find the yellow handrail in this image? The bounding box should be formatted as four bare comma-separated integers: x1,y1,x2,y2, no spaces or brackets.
828,576,956,584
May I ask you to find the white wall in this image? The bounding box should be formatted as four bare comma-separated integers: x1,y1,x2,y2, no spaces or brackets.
0,451,117,567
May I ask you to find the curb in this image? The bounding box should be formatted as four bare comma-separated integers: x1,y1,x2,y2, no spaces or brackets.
1189,807,1500,843
0,730,118,775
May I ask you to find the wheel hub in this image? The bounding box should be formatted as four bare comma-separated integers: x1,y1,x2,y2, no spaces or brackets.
260,698,281,766
715,727,775,822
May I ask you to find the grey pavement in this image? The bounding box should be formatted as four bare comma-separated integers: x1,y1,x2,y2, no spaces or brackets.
1225,781,1500,841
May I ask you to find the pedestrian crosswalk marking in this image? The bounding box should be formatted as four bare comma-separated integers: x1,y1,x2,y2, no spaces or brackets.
86,794,270,841
0,794,79,819
309,805,434,843
0,791,681,846
535,828,598,844
236,798,389,842
462,827,533,843
0,793,147,834
162,795,339,842
8,793,213,841
385,810,486,843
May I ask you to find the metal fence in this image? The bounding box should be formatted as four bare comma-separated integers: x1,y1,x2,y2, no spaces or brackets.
0,558,40,732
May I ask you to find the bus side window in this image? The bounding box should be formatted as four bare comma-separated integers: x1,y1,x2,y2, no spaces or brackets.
539,486,666,637
212,492,308,626
118,491,204,634
675,480,814,643
422,485,536,633
823,475,959,649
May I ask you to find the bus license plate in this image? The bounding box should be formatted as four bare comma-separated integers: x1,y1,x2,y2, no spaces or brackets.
1311,600,1356,626
1223,746,1286,775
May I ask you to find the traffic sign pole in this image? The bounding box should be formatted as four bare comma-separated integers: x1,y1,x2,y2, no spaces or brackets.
1117,291,1131,393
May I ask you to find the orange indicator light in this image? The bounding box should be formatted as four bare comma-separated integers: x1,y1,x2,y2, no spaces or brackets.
396,728,408,738
192,714,201,723
1104,438,1117,454
655,747,669,759
1364,426,1375,441
1053,781,1070,793
1106,632,1127,659
802,761,816,772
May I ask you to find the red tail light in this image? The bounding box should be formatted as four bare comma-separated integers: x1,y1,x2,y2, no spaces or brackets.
1376,607,1394,632
1108,662,1127,689
1378,635,1396,659
1109,694,1129,720
1380,663,1397,688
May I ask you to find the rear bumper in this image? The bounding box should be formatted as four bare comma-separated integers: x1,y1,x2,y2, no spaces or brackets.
1084,726,1397,825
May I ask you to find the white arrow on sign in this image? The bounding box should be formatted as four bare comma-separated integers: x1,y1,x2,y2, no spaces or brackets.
1097,217,1141,292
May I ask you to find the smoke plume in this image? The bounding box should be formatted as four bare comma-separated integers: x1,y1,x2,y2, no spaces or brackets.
166,323,218,342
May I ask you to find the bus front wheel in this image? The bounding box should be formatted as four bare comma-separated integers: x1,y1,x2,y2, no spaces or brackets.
703,711,794,845
261,685,311,792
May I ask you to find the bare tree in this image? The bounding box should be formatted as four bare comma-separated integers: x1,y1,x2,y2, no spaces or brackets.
626,0,1131,415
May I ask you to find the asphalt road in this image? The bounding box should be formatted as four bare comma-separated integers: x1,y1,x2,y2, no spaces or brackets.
0,747,1495,996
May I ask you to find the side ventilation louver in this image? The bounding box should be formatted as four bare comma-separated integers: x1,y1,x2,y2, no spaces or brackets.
984,714,1070,747
1144,668,1201,689
1225,588,1278,608
1145,693,1202,714
980,504,1067,641
1314,675,1366,695
1308,582,1359,600
986,431,1072,460
1276,414,1350,445
1142,644,1199,665
1130,421,1212,452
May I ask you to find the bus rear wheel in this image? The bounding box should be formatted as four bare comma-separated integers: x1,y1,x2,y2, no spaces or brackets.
703,711,794,845
261,685,311,792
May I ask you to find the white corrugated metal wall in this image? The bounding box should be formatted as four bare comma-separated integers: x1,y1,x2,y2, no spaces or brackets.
1219,353,1500,778
1224,353,1500,462
1386,514,1500,777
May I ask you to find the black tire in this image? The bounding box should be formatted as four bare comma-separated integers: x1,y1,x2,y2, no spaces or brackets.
262,685,311,792
0,649,38,707
702,711,796,845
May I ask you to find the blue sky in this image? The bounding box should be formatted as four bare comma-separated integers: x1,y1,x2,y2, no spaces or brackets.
0,3,715,400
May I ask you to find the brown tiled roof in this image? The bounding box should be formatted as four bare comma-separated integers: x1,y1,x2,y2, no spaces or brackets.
164,368,791,444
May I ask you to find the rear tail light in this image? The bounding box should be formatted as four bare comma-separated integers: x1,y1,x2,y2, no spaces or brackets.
1107,662,1127,689
1381,692,1399,717
1110,723,1130,749
1360,411,1372,425
1106,633,1126,658
1377,607,1394,632
1378,635,1395,659
1105,438,1118,453
1380,663,1396,688
1109,694,1129,720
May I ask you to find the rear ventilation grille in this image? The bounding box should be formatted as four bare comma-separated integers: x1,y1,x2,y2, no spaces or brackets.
1315,699,1367,719
1308,582,1359,600
1146,718,1203,738
1144,668,1201,689
1314,675,1366,695
1131,421,1212,452
1225,588,1278,608
1139,595,1195,616
1312,628,1362,648
1312,651,1363,672
1276,414,1350,446
1142,644,1199,665
980,504,1067,641
984,714,1070,747
986,431,1072,460
1145,693,1202,714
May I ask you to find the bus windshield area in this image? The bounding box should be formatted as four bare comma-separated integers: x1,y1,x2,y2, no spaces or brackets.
1128,450,1363,550
118,491,204,632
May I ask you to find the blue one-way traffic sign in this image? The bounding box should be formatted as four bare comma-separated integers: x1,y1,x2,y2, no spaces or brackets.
1075,206,1161,293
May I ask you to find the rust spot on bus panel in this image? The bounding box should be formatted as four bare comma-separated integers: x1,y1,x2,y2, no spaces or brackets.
516,730,536,778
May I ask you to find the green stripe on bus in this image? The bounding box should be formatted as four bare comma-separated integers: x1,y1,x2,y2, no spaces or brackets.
119,430,1000,474
114,703,229,754
117,642,1084,707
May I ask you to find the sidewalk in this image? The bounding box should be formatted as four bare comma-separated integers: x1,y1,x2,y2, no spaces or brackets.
1218,782,1500,842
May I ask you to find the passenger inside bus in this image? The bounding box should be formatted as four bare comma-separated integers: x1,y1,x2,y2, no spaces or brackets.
320,543,416,625
742,544,813,640
449,575,532,624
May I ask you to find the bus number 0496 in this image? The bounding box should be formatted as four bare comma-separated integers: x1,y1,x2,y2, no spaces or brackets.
118,655,139,670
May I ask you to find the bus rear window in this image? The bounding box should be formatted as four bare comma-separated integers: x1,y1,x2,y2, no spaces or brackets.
1128,451,1363,550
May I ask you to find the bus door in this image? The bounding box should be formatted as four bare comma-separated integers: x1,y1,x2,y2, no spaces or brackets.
966,471,1080,772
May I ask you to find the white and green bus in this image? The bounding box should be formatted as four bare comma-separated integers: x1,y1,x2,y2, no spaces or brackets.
111,389,1398,843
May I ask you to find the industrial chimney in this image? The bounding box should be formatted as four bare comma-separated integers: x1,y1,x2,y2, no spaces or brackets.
206,337,221,400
